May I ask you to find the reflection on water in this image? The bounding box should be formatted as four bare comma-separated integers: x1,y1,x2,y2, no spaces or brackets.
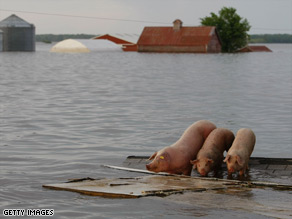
0,43,291,218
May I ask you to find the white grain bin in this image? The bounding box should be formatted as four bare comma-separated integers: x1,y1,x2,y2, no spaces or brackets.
50,39,122,53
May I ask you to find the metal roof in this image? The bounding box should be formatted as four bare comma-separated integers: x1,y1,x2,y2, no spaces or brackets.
93,33,140,44
137,26,218,46
237,45,272,53
248,46,272,52
0,14,33,28
92,34,135,45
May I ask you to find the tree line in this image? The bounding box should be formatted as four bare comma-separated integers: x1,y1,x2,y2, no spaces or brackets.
249,34,292,43
36,34,96,43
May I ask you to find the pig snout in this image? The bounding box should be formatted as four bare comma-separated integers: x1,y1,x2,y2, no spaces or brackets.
146,163,154,171
228,167,235,173
146,163,150,170
146,161,159,172
199,169,207,176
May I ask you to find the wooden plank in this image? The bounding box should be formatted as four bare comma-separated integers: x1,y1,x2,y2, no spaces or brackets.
102,164,292,190
101,164,174,176
102,164,224,181
43,175,238,198
43,163,292,199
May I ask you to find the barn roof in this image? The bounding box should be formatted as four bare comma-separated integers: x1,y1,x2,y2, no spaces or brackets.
0,14,33,28
137,26,220,46
237,45,272,52
247,46,272,52
92,34,137,45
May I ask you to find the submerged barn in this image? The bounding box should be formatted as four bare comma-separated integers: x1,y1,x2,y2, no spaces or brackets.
137,19,221,53
237,45,272,53
0,14,35,51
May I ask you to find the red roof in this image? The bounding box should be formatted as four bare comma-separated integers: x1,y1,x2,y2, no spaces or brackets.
92,34,138,52
93,34,134,45
137,26,220,46
249,46,272,52
237,45,272,52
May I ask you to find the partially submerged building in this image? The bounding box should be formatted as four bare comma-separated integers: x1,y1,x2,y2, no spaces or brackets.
137,19,221,53
237,45,272,53
92,34,138,51
0,14,35,51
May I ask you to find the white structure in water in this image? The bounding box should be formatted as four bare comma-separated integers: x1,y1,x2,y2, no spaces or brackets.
50,39,122,53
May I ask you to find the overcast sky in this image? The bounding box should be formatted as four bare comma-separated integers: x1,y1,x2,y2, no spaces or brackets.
0,0,291,35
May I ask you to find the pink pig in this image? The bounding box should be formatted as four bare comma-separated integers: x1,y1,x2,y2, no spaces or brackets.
190,128,234,176
146,120,216,176
224,128,256,176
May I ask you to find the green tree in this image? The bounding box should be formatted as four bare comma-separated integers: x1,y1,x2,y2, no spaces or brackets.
201,7,251,53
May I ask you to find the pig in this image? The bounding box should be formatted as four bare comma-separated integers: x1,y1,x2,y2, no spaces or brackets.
146,120,216,176
190,128,235,176
224,128,256,176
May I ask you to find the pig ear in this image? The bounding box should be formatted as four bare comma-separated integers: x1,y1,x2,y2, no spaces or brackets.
190,160,198,169
207,159,214,164
223,155,230,163
236,155,244,166
148,152,157,160
190,160,198,165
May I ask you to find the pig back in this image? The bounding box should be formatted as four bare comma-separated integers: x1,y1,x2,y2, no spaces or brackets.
178,120,217,144
201,128,234,153
230,128,256,156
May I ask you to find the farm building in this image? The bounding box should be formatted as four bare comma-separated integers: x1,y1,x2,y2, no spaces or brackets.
237,45,272,52
137,19,221,53
0,14,35,51
50,39,122,53
92,34,138,51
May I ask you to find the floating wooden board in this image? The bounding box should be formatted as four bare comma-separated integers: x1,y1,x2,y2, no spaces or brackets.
101,164,174,176
43,156,292,199
103,164,292,190
43,175,240,198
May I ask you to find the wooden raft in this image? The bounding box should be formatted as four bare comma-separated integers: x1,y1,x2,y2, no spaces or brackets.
43,156,292,198
43,175,241,198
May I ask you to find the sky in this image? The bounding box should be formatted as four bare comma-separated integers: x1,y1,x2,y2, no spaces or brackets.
0,0,291,35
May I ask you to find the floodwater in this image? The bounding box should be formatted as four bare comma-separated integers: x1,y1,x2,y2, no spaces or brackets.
0,43,291,218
